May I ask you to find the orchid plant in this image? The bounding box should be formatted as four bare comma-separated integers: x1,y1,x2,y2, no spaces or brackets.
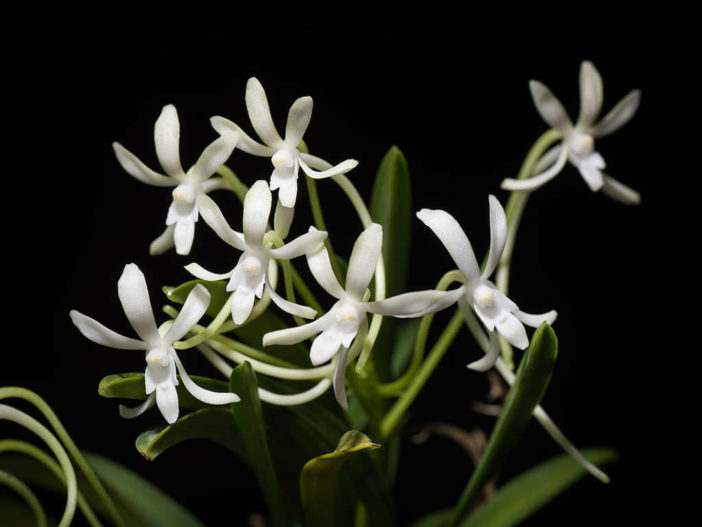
1,62,641,527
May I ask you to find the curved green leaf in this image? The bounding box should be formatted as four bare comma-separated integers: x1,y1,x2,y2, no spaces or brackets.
450,324,559,525
135,407,243,461
300,430,380,527
464,448,617,527
229,362,286,527
84,452,204,527
98,373,230,410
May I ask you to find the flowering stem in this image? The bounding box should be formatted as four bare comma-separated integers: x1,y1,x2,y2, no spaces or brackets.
288,263,323,314
216,164,248,202
379,309,465,440
281,260,307,327
0,469,47,527
305,175,344,283
0,388,124,527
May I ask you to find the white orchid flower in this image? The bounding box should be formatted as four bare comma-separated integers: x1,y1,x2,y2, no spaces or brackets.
263,223,464,407
185,180,327,325
210,77,358,208
70,263,239,424
417,196,558,371
113,105,240,255
502,61,641,204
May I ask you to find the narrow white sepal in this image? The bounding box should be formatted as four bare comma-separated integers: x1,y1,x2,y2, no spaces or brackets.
346,223,382,299
298,156,359,180
266,280,317,319
577,61,604,129
154,105,186,179
306,241,346,300
500,144,569,192
333,345,350,409
285,96,313,148
171,350,240,405
150,225,176,255
273,200,294,240
514,310,558,328
365,287,465,317
245,77,285,148
529,80,573,133
495,312,529,350
164,285,211,343
69,310,146,350
269,229,327,260
196,194,247,251
112,142,177,187
600,175,641,204
118,264,160,347
590,90,641,139
467,331,501,371
243,180,272,247
184,262,233,282
482,195,507,280
119,393,155,419
262,312,330,347
209,116,275,157
189,132,239,183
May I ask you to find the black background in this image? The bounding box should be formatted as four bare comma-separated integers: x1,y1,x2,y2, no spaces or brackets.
2,6,694,526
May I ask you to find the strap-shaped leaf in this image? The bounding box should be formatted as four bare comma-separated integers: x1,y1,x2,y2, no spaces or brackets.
299,430,380,527
450,324,558,525
135,407,243,461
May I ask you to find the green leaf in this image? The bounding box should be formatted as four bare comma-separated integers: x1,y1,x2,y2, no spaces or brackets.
390,318,421,378
135,407,243,461
450,324,559,526
229,362,286,527
410,509,452,527
464,448,617,527
98,373,230,410
299,430,381,527
369,146,413,381
84,451,204,527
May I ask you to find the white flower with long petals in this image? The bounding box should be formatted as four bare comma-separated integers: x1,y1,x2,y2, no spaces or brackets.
186,180,327,325
417,196,557,371
502,61,641,204
263,223,464,407
70,263,239,423
210,77,358,208
113,105,239,255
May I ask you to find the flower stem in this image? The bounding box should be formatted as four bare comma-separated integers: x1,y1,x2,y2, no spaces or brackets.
305,175,344,283
0,469,47,527
216,164,248,202
379,309,465,440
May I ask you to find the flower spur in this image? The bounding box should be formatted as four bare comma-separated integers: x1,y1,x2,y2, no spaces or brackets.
70,263,239,423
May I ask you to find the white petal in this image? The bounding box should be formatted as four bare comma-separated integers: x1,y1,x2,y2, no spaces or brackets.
171,350,240,405
164,284,211,343
189,132,239,183
365,287,465,317
118,264,160,347
155,381,180,423
269,229,327,260
149,225,176,255
298,155,358,180
243,180,272,247
494,311,529,350
154,105,186,179
174,220,196,255
416,208,480,282
196,194,247,251
529,80,573,133
332,345,350,409
346,223,382,299
533,145,563,174
119,393,155,419
266,280,317,319
245,77,284,148
310,330,343,365
576,61,603,128
273,200,294,239
184,262,233,282
285,96,313,148
306,238,346,299
589,90,641,138
482,195,507,280
262,311,332,347
467,331,501,371
514,309,558,328
276,176,299,208
70,310,146,349
600,175,641,205
209,116,275,157
231,288,256,325
577,159,605,191
500,143,569,192
112,143,177,186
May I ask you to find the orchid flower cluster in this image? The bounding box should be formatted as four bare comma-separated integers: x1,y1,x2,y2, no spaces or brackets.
65,61,640,525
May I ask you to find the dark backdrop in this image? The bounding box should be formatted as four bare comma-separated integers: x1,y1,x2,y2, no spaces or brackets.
3,7,693,526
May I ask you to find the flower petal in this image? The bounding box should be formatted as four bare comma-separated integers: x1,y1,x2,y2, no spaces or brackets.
500,143,568,192
514,309,558,328
231,287,256,325
529,80,573,133
112,142,177,186
306,237,346,300
184,262,233,282
346,223,382,300
70,310,146,349
210,116,275,157
245,77,284,148
332,345,350,409
416,208,480,282
117,264,160,347
243,180,272,247
149,225,176,255
266,280,317,319
119,393,155,419
600,174,641,205
189,132,239,183
482,195,507,280
196,194,247,251
154,105,186,179
298,155,359,180
174,220,196,255
365,287,465,317
589,89,641,138
310,330,343,365
164,284,211,343
285,96,313,148
467,331,501,371
171,350,240,405
155,381,180,424
273,200,294,239
270,229,328,261
576,61,603,128
494,311,529,350
262,311,332,347
275,175,299,208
